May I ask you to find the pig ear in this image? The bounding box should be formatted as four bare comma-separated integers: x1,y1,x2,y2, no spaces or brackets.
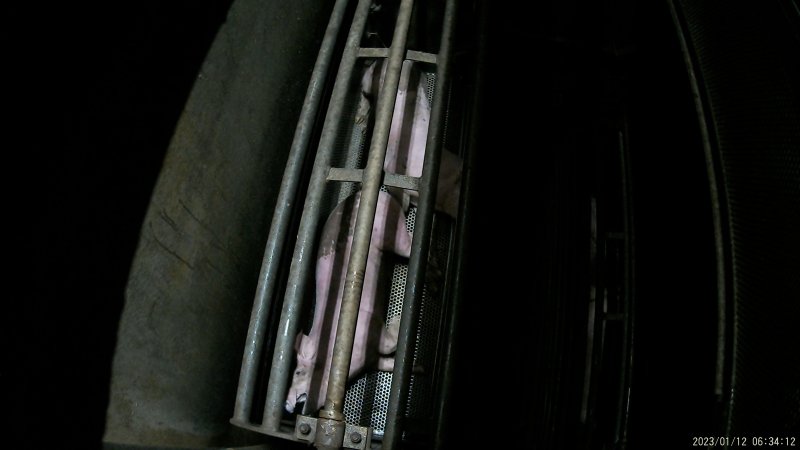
296,334,317,363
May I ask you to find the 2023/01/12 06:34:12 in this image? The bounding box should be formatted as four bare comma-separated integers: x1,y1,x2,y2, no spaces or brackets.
692,436,797,447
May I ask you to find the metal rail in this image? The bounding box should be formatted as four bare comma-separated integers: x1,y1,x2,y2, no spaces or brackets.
319,0,416,424
233,0,463,447
260,0,376,433
382,0,457,448
231,0,351,428
433,1,483,447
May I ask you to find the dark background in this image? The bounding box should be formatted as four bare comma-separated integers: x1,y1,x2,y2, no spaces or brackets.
6,1,234,446
0,0,717,446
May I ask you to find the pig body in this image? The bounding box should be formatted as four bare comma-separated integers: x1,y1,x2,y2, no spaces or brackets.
358,59,463,218
285,59,464,414
285,190,412,413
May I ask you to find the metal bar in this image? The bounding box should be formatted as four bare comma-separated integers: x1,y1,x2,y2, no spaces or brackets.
383,173,420,191
668,0,731,402
319,0,417,425
233,420,296,440
261,0,375,430
327,167,364,183
614,125,635,448
231,0,351,425
358,47,389,58
383,0,458,447
328,167,420,191
406,50,437,65
433,1,484,446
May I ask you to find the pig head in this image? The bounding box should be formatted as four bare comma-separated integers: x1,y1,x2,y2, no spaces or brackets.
285,190,412,413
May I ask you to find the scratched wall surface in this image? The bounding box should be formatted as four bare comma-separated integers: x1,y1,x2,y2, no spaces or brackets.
103,0,333,446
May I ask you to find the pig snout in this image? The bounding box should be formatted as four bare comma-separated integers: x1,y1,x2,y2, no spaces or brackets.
285,333,318,413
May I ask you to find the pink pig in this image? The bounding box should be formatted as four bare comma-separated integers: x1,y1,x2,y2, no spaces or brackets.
358,59,462,218
285,190,412,413
285,59,463,414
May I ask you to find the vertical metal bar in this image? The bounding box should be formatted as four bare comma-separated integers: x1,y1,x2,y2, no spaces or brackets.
319,0,417,422
614,125,635,448
433,1,483,446
668,0,730,401
261,0,375,430
383,0,457,448
232,0,351,424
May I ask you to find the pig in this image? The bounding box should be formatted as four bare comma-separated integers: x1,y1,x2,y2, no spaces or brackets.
285,190,412,413
285,58,464,414
357,59,462,218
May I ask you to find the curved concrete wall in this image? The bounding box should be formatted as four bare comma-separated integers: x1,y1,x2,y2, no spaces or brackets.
104,0,332,446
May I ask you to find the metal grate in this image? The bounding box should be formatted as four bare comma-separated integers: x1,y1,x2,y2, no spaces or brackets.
231,0,460,441
342,202,449,437
341,68,449,436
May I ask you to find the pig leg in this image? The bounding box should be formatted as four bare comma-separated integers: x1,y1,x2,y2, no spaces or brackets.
355,59,381,125
379,315,401,355
377,357,396,372
355,90,371,125
376,352,426,374
374,316,399,372
339,190,412,384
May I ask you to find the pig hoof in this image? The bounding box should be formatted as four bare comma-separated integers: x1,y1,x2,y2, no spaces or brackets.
379,317,401,354
378,356,395,372
285,392,307,413
376,358,425,374
355,94,371,124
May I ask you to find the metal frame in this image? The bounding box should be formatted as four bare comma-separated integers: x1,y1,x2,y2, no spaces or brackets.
382,0,456,447
232,0,461,447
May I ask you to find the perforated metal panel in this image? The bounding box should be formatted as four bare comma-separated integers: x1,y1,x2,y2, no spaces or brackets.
341,202,449,437
338,69,450,438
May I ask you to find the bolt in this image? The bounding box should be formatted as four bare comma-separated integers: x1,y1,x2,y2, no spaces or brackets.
298,422,311,435
350,432,362,444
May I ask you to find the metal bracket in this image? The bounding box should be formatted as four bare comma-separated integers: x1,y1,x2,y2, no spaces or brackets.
295,415,373,449
327,167,420,192
406,50,437,65
356,47,437,65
